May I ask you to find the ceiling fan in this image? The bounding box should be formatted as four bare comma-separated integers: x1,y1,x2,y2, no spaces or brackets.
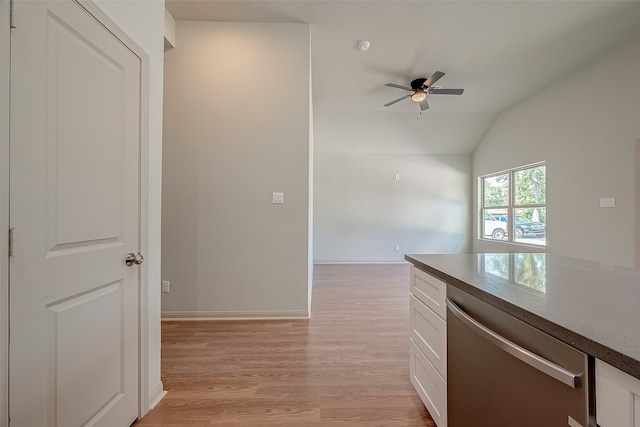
384,71,464,111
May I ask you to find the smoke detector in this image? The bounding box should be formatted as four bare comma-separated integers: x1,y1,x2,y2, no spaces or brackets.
358,41,370,52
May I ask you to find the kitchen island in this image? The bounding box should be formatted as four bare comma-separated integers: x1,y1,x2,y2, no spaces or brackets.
405,253,640,427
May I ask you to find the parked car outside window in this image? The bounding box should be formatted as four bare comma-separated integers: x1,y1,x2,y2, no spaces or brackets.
483,212,507,240
493,214,546,238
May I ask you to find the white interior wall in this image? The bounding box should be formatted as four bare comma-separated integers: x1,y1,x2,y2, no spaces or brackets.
473,35,640,267
315,110,495,155
93,0,166,409
314,153,471,262
162,21,311,318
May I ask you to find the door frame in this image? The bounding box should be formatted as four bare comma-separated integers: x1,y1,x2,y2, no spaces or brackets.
637,139,640,268
0,0,9,425
0,0,151,424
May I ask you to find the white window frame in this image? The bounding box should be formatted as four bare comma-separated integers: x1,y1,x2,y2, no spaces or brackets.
480,162,546,246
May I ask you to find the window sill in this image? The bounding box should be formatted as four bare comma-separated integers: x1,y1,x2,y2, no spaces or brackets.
477,237,547,249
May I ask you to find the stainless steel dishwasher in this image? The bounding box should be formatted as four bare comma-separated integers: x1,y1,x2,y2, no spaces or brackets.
446,285,596,427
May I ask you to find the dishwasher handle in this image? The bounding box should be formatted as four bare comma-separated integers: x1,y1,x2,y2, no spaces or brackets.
446,297,582,389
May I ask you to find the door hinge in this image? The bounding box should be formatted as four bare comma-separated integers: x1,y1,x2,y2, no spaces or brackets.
10,0,17,29
9,228,16,257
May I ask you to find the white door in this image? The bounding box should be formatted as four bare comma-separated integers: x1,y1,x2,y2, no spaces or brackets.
9,1,142,426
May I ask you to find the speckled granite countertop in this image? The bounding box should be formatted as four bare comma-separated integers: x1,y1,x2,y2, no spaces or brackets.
405,253,640,380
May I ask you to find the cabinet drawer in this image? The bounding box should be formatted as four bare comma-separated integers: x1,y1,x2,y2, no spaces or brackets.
410,338,447,427
411,266,447,319
410,294,447,380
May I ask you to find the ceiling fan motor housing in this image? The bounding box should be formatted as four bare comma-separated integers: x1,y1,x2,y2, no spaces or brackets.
410,78,428,90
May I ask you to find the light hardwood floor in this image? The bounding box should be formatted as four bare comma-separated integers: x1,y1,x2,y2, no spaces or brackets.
134,263,435,426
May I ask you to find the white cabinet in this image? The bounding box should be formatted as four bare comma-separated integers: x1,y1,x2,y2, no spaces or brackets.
410,295,447,379
410,264,447,319
409,266,447,427
597,359,640,427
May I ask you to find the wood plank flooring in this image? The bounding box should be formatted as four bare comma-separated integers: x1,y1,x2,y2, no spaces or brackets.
133,263,435,426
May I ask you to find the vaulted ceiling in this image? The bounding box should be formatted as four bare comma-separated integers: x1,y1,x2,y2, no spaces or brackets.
166,1,640,154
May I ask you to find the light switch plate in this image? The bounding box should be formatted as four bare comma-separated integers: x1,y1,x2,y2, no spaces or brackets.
600,197,615,208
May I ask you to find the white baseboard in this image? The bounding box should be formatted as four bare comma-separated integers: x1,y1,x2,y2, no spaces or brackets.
161,310,310,321
148,381,167,411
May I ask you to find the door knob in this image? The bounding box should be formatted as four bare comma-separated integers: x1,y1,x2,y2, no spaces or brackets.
125,252,144,266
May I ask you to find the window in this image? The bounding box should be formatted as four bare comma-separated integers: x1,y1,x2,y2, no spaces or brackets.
480,163,546,246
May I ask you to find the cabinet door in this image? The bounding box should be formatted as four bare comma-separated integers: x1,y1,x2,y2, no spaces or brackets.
410,338,447,427
596,359,640,427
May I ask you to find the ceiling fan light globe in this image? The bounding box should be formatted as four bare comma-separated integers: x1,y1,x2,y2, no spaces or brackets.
411,91,427,103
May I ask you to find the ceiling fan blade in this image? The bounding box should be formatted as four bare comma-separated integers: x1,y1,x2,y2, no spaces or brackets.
430,88,464,95
419,99,430,111
385,83,413,91
384,94,412,107
424,71,445,87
